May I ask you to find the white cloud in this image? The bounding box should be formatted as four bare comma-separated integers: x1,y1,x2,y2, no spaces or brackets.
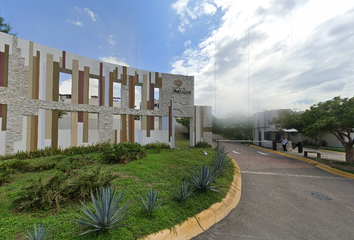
59,79,72,94
99,57,129,67
67,20,83,27
107,35,116,46
84,7,97,21
172,0,218,33
204,3,217,15
171,0,354,116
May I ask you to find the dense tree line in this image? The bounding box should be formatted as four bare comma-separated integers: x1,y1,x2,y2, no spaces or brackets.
212,115,253,140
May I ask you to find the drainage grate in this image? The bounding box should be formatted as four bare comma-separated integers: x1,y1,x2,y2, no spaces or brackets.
304,191,332,200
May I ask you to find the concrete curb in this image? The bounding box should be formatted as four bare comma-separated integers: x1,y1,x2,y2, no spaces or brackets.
249,145,354,180
142,158,242,240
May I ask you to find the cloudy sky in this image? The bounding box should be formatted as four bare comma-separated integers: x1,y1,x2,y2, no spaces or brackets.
2,0,354,117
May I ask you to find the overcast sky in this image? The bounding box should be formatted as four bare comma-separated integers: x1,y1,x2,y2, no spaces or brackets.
2,0,354,117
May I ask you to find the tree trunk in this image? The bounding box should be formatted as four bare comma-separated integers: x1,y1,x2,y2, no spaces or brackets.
343,142,354,163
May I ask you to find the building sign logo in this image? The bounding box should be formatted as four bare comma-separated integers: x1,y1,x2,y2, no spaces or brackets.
175,79,183,87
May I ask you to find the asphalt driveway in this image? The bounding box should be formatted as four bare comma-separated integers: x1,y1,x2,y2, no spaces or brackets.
192,139,354,240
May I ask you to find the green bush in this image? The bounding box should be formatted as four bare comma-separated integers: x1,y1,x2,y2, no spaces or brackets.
194,141,212,148
144,142,171,150
0,169,12,186
12,165,118,211
102,141,147,164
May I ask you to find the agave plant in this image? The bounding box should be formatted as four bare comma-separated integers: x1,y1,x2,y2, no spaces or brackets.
139,188,162,213
26,222,51,240
218,145,227,155
211,152,231,177
172,180,194,202
189,164,221,193
74,186,132,235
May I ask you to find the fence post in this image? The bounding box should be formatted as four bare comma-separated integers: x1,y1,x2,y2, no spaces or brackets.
298,142,303,153
272,140,277,150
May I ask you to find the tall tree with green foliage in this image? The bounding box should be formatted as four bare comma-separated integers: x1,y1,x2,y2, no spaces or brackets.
272,96,354,163
0,13,16,36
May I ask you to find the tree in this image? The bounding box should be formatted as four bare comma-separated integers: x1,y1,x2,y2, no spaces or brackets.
176,118,190,133
0,13,16,36
272,96,354,163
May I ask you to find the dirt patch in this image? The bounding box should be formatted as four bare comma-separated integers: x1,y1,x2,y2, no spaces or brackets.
134,177,140,181
112,172,132,178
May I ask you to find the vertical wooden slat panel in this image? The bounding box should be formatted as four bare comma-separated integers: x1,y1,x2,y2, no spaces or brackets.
3,44,9,87
83,112,88,143
147,115,150,137
34,116,38,150
109,71,113,107
0,104,2,117
122,66,127,85
0,52,4,86
83,66,89,104
72,60,79,104
114,129,117,144
121,114,127,142
27,42,34,99
129,114,134,142
1,104,6,131
52,62,59,102
71,112,78,146
62,51,66,68
46,54,54,101
99,63,103,106
26,116,32,151
52,110,58,149
35,51,40,99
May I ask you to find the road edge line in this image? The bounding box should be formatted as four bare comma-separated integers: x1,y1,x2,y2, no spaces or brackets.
141,157,242,240
248,145,354,180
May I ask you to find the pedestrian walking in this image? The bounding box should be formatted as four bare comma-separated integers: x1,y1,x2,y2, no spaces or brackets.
280,137,288,152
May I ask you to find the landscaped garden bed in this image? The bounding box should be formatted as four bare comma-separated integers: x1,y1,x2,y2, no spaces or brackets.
0,141,234,239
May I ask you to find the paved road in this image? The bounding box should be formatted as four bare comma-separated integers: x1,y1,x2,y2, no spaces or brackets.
193,139,354,240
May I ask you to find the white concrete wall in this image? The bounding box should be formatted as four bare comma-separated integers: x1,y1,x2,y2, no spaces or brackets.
289,132,354,148
0,119,5,155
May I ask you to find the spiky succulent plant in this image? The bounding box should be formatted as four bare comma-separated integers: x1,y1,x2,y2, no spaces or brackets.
211,152,231,177
172,180,194,202
74,186,132,235
139,188,162,213
189,164,221,193
25,222,51,240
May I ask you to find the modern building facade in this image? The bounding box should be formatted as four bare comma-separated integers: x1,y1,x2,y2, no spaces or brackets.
0,32,212,155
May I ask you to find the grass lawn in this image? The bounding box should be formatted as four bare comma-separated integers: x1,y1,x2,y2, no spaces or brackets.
0,147,234,239
174,131,190,149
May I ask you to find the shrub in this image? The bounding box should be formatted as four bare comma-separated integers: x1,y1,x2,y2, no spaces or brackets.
172,181,194,202
102,141,147,164
12,165,118,211
188,164,221,193
0,169,12,186
25,222,51,240
144,142,171,150
139,188,162,214
194,141,212,148
75,186,133,235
